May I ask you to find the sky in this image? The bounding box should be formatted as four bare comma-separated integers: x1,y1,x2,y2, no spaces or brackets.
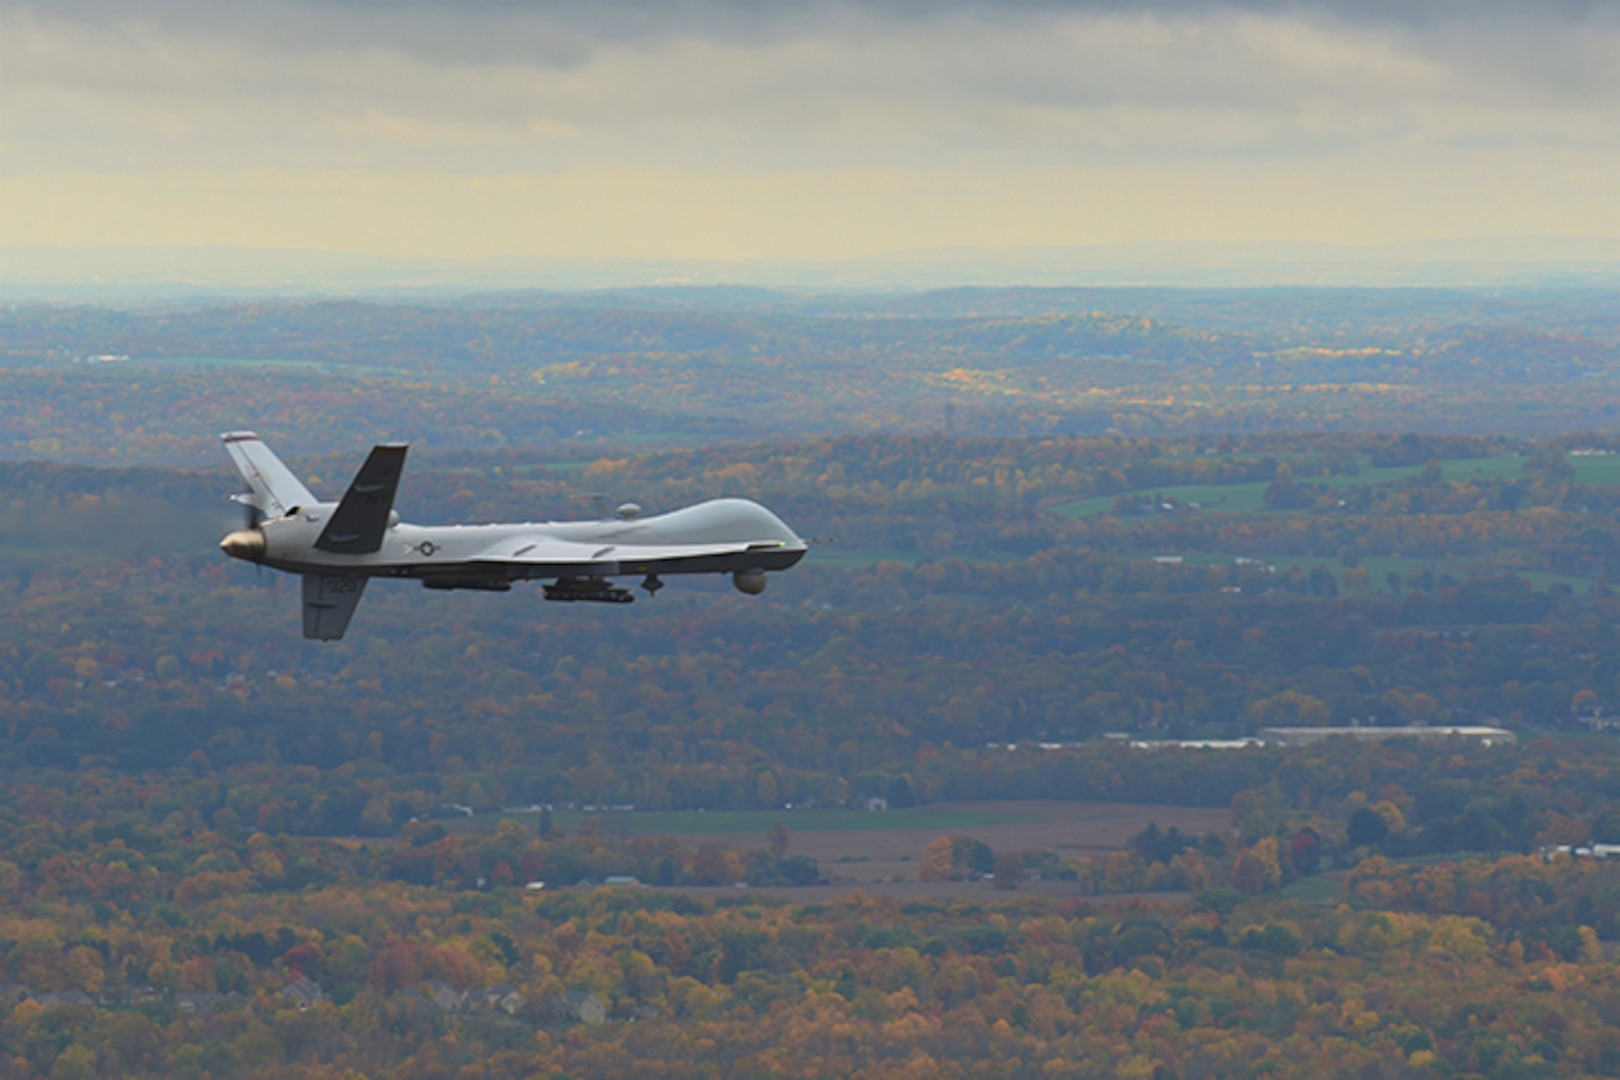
2,0,1618,270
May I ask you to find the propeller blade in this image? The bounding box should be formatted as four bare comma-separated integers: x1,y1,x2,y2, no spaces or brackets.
225,490,265,578
230,489,263,530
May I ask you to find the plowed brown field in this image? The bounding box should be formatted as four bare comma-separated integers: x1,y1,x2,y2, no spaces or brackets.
657,799,1230,901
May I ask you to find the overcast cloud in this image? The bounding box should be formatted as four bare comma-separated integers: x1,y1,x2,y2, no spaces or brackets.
2,1,1615,262
6,0,1617,171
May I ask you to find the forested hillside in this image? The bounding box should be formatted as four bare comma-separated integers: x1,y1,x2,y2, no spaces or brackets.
6,432,1620,824
4,291,1620,1075
3,286,1619,462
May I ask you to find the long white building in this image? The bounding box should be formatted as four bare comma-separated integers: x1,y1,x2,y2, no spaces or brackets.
1259,725,1515,748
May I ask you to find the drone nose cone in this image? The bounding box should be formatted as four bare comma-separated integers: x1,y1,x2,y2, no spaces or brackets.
220,529,266,561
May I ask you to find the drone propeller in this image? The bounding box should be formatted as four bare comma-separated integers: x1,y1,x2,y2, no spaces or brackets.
230,490,263,530
227,491,265,578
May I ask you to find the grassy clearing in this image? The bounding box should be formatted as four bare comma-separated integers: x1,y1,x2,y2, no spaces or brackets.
1051,455,1511,519
1444,456,1530,482
1054,481,1272,519
1571,453,1620,485
806,548,922,569
548,807,1041,835
807,548,1017,569
1056,453,1620,521
137,355,327,368
1275,875,1342,903
1516,570,1593,593
1143,552,1592,594
133,355,410,377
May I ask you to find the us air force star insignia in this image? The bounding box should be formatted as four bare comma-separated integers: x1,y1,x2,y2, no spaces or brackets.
417,541,436,556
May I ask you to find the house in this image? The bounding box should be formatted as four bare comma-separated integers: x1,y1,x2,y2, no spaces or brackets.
1575,706,1620,732
1107,733,1265,750
549,990,608,1025
603,875,641,887
1541,843,1620,861
176,991,247,1014
864,797,889,812
473,985,525,1015
282,976,329,1010
421,981,468,1010
413,983,523,1014
32,990,96,1009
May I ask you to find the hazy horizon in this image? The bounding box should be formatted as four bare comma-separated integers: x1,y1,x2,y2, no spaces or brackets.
5,235,1620,303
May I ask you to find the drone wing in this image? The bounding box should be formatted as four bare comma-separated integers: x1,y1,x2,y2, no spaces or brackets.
316,443,408,554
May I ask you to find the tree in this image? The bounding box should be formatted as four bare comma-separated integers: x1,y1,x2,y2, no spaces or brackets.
1288,828,1321,876
919,836,993,881
756,772,780,808
919,837,956,882
1348,807,1390,849
1370,800,1407,836
1230,838,1282,895
1247,690,1330,728
688,844,744,886
992,851,1024,890
766,822,790,859
953,837,995,876
1591,808,1620,844
1263,465,1314,510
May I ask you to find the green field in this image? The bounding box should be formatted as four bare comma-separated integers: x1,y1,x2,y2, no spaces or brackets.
1050,455,1533,519
805,547,921,569
1274,875,1343,904
1571,452,1620,485
806,548,1018,570
1138,551,1592,593
134,355,409,376
527,807,1040,835
1053,480,1273,518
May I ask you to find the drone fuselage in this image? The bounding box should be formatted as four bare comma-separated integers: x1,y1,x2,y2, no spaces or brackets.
227,498,805,586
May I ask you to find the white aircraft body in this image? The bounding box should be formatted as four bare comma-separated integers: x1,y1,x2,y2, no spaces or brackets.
216,432,806,640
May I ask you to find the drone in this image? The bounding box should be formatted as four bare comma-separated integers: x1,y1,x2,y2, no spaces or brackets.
218,433,806,640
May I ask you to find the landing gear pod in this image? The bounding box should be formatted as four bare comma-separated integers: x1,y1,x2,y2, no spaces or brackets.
733,568,767,595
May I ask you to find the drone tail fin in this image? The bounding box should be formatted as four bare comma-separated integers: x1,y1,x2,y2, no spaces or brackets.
302,573,368,640
221,432,318,518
